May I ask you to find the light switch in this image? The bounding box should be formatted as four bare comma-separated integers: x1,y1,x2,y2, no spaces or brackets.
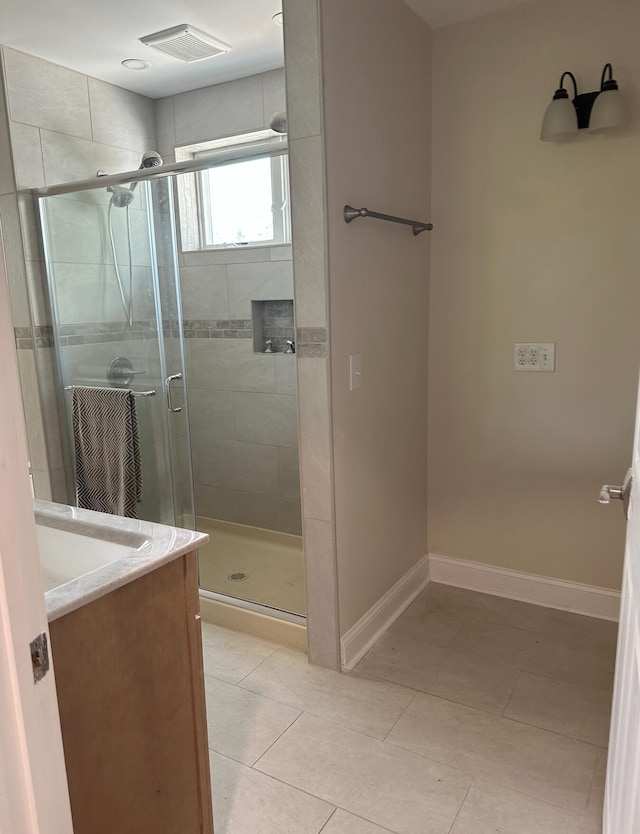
350,353,362,391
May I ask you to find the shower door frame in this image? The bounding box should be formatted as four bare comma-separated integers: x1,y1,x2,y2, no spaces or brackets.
144,177,197,529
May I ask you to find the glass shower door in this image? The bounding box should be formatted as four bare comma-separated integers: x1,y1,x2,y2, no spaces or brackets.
39,176,194,528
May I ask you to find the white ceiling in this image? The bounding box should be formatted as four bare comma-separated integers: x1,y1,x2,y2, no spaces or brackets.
0,0,286,99
0,0,535,100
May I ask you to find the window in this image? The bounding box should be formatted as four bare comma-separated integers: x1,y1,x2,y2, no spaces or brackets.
190,132,290,250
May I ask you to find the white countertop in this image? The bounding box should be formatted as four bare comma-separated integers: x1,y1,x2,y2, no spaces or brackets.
36,500,209,622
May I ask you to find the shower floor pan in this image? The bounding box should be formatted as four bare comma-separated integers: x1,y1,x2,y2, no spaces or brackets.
196,517,305,617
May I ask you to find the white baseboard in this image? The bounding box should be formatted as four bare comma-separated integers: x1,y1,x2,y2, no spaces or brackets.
341,555,430,670
429,553,620,622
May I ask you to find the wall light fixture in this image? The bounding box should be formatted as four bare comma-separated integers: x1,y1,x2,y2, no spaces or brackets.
540,63,628,141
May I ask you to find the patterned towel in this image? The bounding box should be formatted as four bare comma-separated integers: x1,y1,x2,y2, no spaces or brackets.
72,386,142,518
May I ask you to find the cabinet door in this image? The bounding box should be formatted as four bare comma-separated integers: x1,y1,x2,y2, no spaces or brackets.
50,553,214,834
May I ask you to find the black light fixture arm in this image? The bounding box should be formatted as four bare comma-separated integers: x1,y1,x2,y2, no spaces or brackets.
600,62,618,91
557,70,578,99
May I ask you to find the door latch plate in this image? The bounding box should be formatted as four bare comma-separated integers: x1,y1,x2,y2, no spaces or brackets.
30,632,50,684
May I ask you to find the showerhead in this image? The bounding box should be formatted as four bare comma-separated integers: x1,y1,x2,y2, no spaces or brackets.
108,184,136,208
269,111,288,134
140,151,163,169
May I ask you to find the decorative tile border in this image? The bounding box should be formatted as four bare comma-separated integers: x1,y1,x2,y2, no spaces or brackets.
35,326,55,348
180,319,253,339
14,326,34,350
15,320,255,348
296,326,328,358
14,325,54,350
58,320,157,346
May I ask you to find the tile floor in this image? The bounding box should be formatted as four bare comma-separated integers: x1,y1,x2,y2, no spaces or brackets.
201,582,616,834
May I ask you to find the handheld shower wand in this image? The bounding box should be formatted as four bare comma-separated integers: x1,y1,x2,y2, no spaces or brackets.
107,184,136,208
104,151,164,326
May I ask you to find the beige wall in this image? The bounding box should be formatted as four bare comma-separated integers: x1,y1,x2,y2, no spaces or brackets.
322,0,432,632
429,0,640,590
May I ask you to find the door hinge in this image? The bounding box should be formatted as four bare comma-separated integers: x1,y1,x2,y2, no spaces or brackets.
30,632,50,684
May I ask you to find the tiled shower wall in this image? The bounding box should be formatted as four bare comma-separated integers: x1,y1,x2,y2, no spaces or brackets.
179,246,300,535
0,46,156,502
156,71,302,535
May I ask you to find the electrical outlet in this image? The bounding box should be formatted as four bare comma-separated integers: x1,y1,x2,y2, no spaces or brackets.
513,343,555,372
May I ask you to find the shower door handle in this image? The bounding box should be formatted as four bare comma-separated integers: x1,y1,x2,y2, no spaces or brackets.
164,373,183,413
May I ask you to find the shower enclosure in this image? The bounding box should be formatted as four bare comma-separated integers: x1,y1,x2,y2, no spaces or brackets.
37,158,304,621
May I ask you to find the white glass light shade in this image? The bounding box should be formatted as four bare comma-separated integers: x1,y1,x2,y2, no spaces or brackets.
589,88,629,132
540,97,578,141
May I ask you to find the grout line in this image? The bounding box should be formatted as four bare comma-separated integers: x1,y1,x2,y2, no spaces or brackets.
87,77,95,142
234,647,284,688
470,775,596,819
381,689,419,743
319,807,399,834
500,669,524,717
251,710,306,771
445,776,476,834
316,806,338,833
247,704,302,769
243,730,402,834
584,748,604,818
354,660,520,721
201,657,278,690
382,723,596,819
495,709,610,748
233,659,421,745
506,666,615,695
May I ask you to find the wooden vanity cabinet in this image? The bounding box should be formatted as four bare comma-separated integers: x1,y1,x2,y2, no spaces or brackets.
49,552,214,834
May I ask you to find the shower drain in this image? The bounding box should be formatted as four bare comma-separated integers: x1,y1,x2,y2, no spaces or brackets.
228,572,249,582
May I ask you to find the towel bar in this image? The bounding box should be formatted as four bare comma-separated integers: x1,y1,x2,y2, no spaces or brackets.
343,204,433,236
64,385,156,398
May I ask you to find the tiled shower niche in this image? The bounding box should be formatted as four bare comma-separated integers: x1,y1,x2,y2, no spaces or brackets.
252,299,295,353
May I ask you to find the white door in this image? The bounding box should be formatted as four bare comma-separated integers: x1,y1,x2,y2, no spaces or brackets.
0,228,74,834
604,379,640,831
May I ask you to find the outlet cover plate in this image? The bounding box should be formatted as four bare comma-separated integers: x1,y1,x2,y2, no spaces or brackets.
513,343,555,372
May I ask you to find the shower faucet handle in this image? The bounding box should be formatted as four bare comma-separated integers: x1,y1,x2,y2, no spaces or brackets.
107,356,146,385
284,340,295,354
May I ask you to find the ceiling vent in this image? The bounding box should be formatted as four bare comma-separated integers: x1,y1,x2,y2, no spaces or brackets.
140,24,232,63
